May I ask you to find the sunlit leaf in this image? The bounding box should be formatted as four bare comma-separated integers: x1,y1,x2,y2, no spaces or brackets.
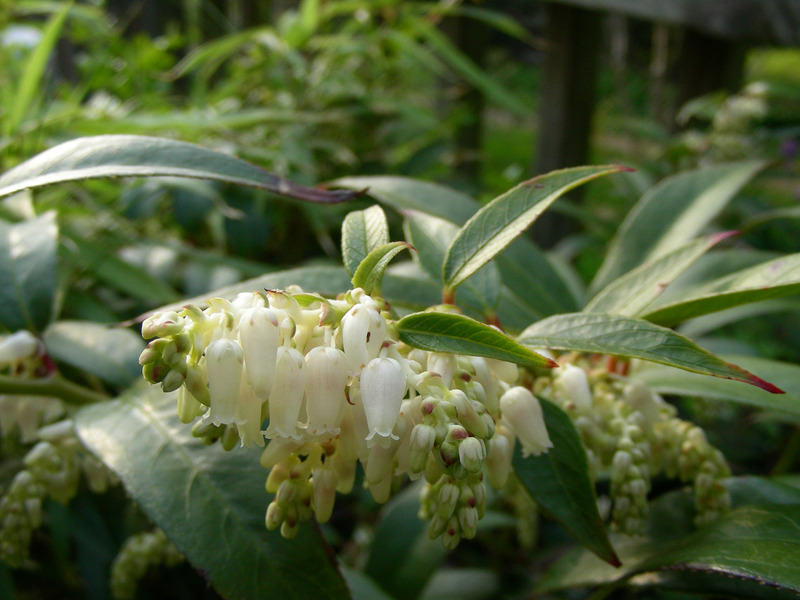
0,135,362,204
518,313,783,392
351,242,413,296
398,311,557,369
341,205,390,277
443,166,627,291
75,385,350,600
591,160,766,293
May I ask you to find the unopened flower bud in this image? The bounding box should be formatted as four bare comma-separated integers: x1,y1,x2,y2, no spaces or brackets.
409,424,436,474
0,331,39,363
141,311,183,339
556,364,593,411
312,467,338,523
458,437,485,473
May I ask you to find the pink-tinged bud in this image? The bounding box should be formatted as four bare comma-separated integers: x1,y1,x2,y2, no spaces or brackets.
238,307,280,400
0,331,39,363
499,386,552,457
557,364,593,411
448,389,488,439
312,466,339,523
206,338,244,425
361,357,406,448
265,347,306,440
141,311,183,339
341,304,386,375
304,346,348,436
427,353,456,387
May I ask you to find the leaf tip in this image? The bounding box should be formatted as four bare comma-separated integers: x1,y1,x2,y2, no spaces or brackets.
728,362,785,394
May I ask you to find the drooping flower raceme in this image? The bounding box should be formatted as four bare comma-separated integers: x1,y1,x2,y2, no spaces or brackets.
140,286,730,546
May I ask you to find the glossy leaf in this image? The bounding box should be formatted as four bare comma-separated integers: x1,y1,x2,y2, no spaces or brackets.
351,242,413,296
443,166,627,291
513,399,620,566
341,205,390,277
328,176,480,225
0,135,362,204
538,504,800,595
403,211,501,312
0,212,58,332
397,311,557,369
74,385,350,600
43,321,143,388
630,355,800,417
495,237,581,318
591,160,766,293
641,252,800,326
518,313,783,392
585,232,736,316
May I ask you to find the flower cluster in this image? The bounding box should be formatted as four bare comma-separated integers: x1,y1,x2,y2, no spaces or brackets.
110,529,185,600
140,287,553,547
0,331,119,567
536,358,731,534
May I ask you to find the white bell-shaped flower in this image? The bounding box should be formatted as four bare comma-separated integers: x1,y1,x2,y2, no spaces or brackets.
238,306,280,400
235,375,265,447
265,347,306,440
205,338,244,425
556,364,593,411
341,304,386,375
304,346,348,436
360,357,406,448
0,331,40,363
499,386,552,457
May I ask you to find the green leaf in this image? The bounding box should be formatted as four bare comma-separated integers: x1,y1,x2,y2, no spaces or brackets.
397,312,557,369
0,135,362,204
341,205,390,277
585,232,736,316
0,212,58,332
6,2,72,137
443,166,627,291
538,504,800,595
403,211,501,313
340,567,396,600
365,482,447,600
518,313,783,393
328,176,480,225
62,234,180,306
43,321,144,388
495,237,581,318
351,242,413,295
630,355,800,417
640,252,800,326
513,399,620,566
154,264,353,314
74,385,350,600
591,160,766,293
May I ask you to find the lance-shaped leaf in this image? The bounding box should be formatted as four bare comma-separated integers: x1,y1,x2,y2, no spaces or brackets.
585,232,737,317
0,135,362,204
341,205,390,277
0,211,58,332
591,160,766,293
404,211,501,313
518,313,783,393
640,252,800,326
537,504,800,596
513,399,620,566
74,385,350,600
630,355,800,417
397,312,557,369
352,242,413,296
328,175,480,225
442,166,627,291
